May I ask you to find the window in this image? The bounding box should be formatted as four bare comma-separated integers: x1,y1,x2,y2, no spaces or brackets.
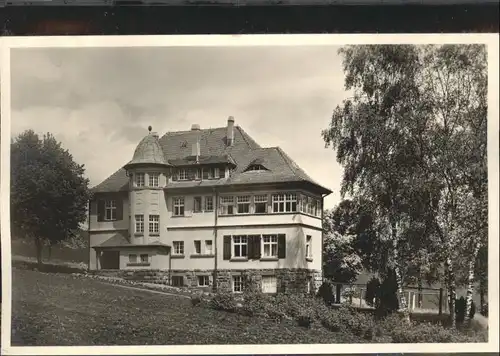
254,195,268,214
301,195,308,213
220,196,235,215
261,276,277,294
172,276,184,287
105,200,117,220
272,193,297,213
135,173,145,187
173,197,185,216
233,236,248,258
129,254,137,263
194,196,202,213
194,240,201,254
306,235,312,258
306,276,313,294
202,167,220,180
178,169,188,181
149,215,159,234
198,275,210,287
233,275,244,293
204,196,214,212
247,164,266,171
140,254,149,263
173,241,184,255
134,214,144,233
237,196,250,214
149,173,159,187
316,199,321,217
194,168,202,180
262,235,278,258
205,240,213,255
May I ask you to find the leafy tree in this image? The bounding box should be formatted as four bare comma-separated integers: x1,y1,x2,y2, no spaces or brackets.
323,44,487,326
10,130,91,267
365,276,381,307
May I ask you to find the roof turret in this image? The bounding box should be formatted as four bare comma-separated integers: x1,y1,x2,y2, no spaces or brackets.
123,126,170,170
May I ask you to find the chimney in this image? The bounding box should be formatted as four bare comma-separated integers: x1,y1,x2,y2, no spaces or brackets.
191,124,201,131
227,116,235,146
151,132,159,138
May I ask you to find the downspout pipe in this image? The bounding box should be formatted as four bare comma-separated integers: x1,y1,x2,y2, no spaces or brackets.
212,188,219,293
87,199,91,271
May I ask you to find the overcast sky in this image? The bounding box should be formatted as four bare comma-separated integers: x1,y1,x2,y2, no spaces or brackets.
10,46,349,209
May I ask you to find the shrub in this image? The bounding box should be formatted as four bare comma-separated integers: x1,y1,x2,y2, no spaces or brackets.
455,296,476,323
376,269,399,318
391,322,461,343
336,305,375,338
320,309,341,332
317,281,335,305
481,302,488,317
296,308,314,328
190,295,202,306
377,312,408,335
210,291,237,312
365,277,381,307
240,290,271,317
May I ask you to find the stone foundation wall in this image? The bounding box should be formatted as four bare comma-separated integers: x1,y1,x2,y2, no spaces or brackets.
93,268,322,294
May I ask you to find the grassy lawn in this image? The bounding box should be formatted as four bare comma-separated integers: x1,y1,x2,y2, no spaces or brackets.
11,269,365,346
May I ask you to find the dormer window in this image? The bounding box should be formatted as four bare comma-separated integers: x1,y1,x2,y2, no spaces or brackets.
135,173,145,187
178,169,188,181
248,164,266,171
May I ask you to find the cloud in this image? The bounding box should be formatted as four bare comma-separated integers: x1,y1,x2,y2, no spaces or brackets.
10,45,348,208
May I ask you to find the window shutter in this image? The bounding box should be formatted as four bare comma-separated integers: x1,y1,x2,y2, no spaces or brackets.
116,199,123,220
223,236,232,260
252,235,261,259
247,235,254,259
97,200,105,222
278,234,286,259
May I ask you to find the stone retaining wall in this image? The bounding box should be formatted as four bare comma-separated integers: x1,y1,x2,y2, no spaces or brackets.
92,268,322,294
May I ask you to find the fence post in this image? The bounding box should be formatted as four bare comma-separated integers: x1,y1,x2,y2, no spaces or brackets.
439,288,443,315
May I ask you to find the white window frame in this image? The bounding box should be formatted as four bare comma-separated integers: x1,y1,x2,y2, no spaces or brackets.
205,240,213,255
213,167,220,179
129,254,137,263
254,194,268,214
173,197,185,216
140,254,149,263
262,234,278,258
194,240,201,255
148,173,159,187
135,173,145,187
306,235,312,258
173,241,184,255
193,196,202,213
149,215,159,234
232,275,244,293
272,193,297,213
261,275,277,294
177,169,188,181
220,196,235,215
194,168,202,180
204,196,214,212
236,195,251,214
232,235,248,258
134,214,144,233
105,200,117,221
198,275,210,287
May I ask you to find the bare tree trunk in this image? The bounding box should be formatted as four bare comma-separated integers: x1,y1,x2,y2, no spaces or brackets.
391,219,409,321
464,241,481,325
445,257,457,328
418,267,423,309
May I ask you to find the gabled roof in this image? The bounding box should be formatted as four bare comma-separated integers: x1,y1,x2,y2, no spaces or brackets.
91,123,332,195
93,233,170,249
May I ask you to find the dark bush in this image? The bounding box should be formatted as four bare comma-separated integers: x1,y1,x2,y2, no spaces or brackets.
481,302,488,317
240,290,271,317
455,296,476,323
336,305,375,338
320,309,341,332
296,311,314,328
210,291,237,312
317,281,335,305
190,295,202,306
377,312,408,336
376,269,399,318
391,322,460,343
365,276,381,307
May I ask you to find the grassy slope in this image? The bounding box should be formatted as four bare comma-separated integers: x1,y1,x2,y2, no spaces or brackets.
11,269,365,346
11,238,88,264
